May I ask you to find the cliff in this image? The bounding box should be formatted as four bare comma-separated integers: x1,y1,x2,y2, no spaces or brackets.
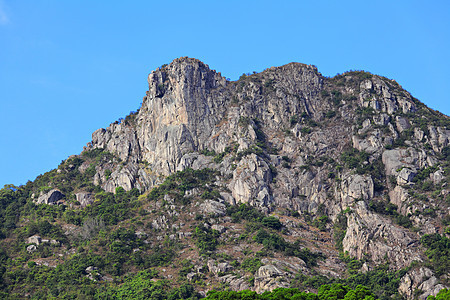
0,57,449,299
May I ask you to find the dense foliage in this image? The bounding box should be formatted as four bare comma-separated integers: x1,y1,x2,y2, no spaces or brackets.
293,264,408,300
204,284,375,300
420,234,450,279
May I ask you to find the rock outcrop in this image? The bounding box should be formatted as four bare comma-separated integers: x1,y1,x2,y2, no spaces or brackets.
35,189,64,205
70,57,449,298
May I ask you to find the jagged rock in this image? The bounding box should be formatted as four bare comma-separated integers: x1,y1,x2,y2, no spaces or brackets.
418,277,447,300
207,260,232,275
211,224,226,233
254,265,290,293
389,185,410,213
186,272,197,281
431,169,445,184
35,189,64,205
27,245,37,253
382,148,432,182
352,131,383,154
340,173,374,205
44,57,448,298
152,215,169,230
428,126,450,152
396,116,411,133
373,113,390,125
219,274,251,291
76,192,95,207
103,164,138,193
219,192,236,205
228,154,272,207
199,200,226,216
397,168,416,185
342,201,422,269
399,267,448,300
185,188,201,197
260,258,306,273
27,235,42,245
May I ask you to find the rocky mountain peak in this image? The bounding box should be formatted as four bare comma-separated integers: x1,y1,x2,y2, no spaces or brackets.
146,57,227,100
44,57,449,299
1,57,448,299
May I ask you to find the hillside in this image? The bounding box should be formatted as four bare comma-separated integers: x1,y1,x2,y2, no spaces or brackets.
0,57,449,299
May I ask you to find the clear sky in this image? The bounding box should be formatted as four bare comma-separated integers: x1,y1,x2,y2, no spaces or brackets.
1,0,449,187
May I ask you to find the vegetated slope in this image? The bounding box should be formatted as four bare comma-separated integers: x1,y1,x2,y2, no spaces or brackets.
0,57,449,299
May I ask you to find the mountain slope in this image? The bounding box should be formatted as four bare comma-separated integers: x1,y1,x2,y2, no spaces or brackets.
0,57,449,299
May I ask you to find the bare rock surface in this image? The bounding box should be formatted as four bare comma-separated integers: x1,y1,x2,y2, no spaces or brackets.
35,189,64,205
64,57,450,298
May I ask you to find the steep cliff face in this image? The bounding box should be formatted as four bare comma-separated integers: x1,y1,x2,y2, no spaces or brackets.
53,57,450,298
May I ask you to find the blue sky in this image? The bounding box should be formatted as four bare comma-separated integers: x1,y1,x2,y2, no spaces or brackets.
1,0,449,187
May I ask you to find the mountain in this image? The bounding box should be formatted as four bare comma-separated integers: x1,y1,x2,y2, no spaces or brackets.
0,57,449,299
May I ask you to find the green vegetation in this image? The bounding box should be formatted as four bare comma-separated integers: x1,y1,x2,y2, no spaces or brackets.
261,216,282,230
253,229,324,267
241,257,262,274
340,148,385,192
300,126,312,134
333,209,350,251
192,224,220,255
312,215,328,231
3,62,450,299
204,285,375,299
427,288,450,300
420,234,450,280
227,203,266,223
369,200,412,228
293,264,408,300
325,110,336,119
148,168,219,203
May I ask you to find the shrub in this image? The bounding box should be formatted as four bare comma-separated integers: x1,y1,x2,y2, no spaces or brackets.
420,234,450,277
261,216,282,230
193,224,220,255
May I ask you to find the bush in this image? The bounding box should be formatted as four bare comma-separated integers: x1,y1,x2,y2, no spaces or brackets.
193,224,220,255
241,258,262,274
261,216,282,230
312,215,328,231
227,203,265,223
420,234,450,277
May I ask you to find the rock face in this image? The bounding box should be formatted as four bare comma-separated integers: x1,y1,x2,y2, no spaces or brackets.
342,201,422,268
254,265,289,293
399,267,447,300
76,57,449,298
75,192,95,207
228,154,272,207
27,235,42,245
35,189,64,205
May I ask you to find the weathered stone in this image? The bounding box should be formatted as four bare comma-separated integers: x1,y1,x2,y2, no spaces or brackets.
228,154,272,207
399,267,448,299
219,274,251,291
76,192,95,207
27,235,42,245
340,173,374,205
342,201,422,269
35,189,64,205
254,265,290,293
396,168,416,185
27,245,37,253
396,116,411,133
199,200,226,216
71,57,448,298
207,260,232,275
211,224,226,233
